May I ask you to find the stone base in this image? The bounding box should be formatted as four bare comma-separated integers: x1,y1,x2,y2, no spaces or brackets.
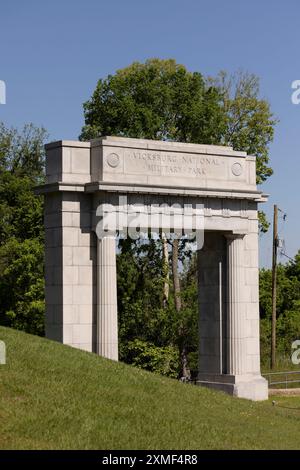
197,373,268,401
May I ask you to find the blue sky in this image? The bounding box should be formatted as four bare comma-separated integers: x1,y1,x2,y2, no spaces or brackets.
0,0,299,267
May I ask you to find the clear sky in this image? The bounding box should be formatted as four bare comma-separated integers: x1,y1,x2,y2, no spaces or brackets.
0,0,299,267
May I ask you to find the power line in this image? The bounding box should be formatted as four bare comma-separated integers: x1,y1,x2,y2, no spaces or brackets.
279,251,295,263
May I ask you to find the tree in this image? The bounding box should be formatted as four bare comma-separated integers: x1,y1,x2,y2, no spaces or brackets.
208,71,277,232
80,59,226,143
80,58,277,376
0,123,46,181
208,70,277,185
0,123,47,334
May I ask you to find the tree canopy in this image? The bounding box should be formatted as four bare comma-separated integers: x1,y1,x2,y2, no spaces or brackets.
0,123,47,334
81,59,277,186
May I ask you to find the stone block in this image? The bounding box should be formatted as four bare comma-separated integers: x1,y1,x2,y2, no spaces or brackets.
245,233,258,251
63,324,73,343
248,219,259,233
72,246,92,266
245,267,258,286
63,227,79,247
46,324,63,342
78,305,94,324
63,285,73,305
199,338,220,356
63,266,79,285
78,343,93,352
246,337,260,356
45,304,54,325
62,173,91,184
46,148,62,182
45,212,62,229
63,246,73,266
63,305,79,324
72,324,93,344
250,286,259,303
78,232,93,247
71,212,81,227
79,212,91,228
72,285,93,305
62,147,71,173
240,287,252,303
52,307,63,325
199,302,220,322
78,266,93,285
45,285,62,305
246,302,259,320
244,250,258,268
62,194,81,212
198,355,220,374
247,319,260,339
62,212,73,227
199,320,220,339
71,148,90,175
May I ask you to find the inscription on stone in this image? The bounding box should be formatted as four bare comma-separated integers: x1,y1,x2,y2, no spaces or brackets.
124,149,230,179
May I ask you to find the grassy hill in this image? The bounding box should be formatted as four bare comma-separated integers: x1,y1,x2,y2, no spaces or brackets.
0,326,300,450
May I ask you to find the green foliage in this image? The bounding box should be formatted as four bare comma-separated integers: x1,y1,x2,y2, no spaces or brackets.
277,305,300,355
176,254,199,364
258,211,270,233
117,239,178,365
259,251,300,367
116,236,200,376
0,172,44,243
0,238,45,335
80,58,226,143
124,339,179,377
0,123,46,333
209,70,277,184
260,318,272,368
0,122,47,180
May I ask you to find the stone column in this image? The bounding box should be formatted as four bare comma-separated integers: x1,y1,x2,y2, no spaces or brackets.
97,235,118,360
226,233,246,376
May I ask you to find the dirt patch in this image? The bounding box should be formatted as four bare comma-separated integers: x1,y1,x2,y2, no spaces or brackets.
269,388,300,396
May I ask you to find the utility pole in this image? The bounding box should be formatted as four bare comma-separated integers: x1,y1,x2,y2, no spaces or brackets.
271,204,278,369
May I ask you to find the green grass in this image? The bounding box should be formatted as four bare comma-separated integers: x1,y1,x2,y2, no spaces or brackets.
0,326,300,450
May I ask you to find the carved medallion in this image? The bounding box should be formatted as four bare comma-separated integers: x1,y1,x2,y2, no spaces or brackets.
107,153,120,168
231,162,243,176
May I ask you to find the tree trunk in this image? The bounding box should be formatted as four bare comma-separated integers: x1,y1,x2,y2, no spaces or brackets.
172,239,181,312
172,239,189,380
162,236,169,308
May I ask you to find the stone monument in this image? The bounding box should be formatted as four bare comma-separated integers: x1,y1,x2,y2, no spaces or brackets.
38,136,268,400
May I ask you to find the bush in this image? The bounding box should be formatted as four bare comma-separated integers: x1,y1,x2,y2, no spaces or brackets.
122,339,179,378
